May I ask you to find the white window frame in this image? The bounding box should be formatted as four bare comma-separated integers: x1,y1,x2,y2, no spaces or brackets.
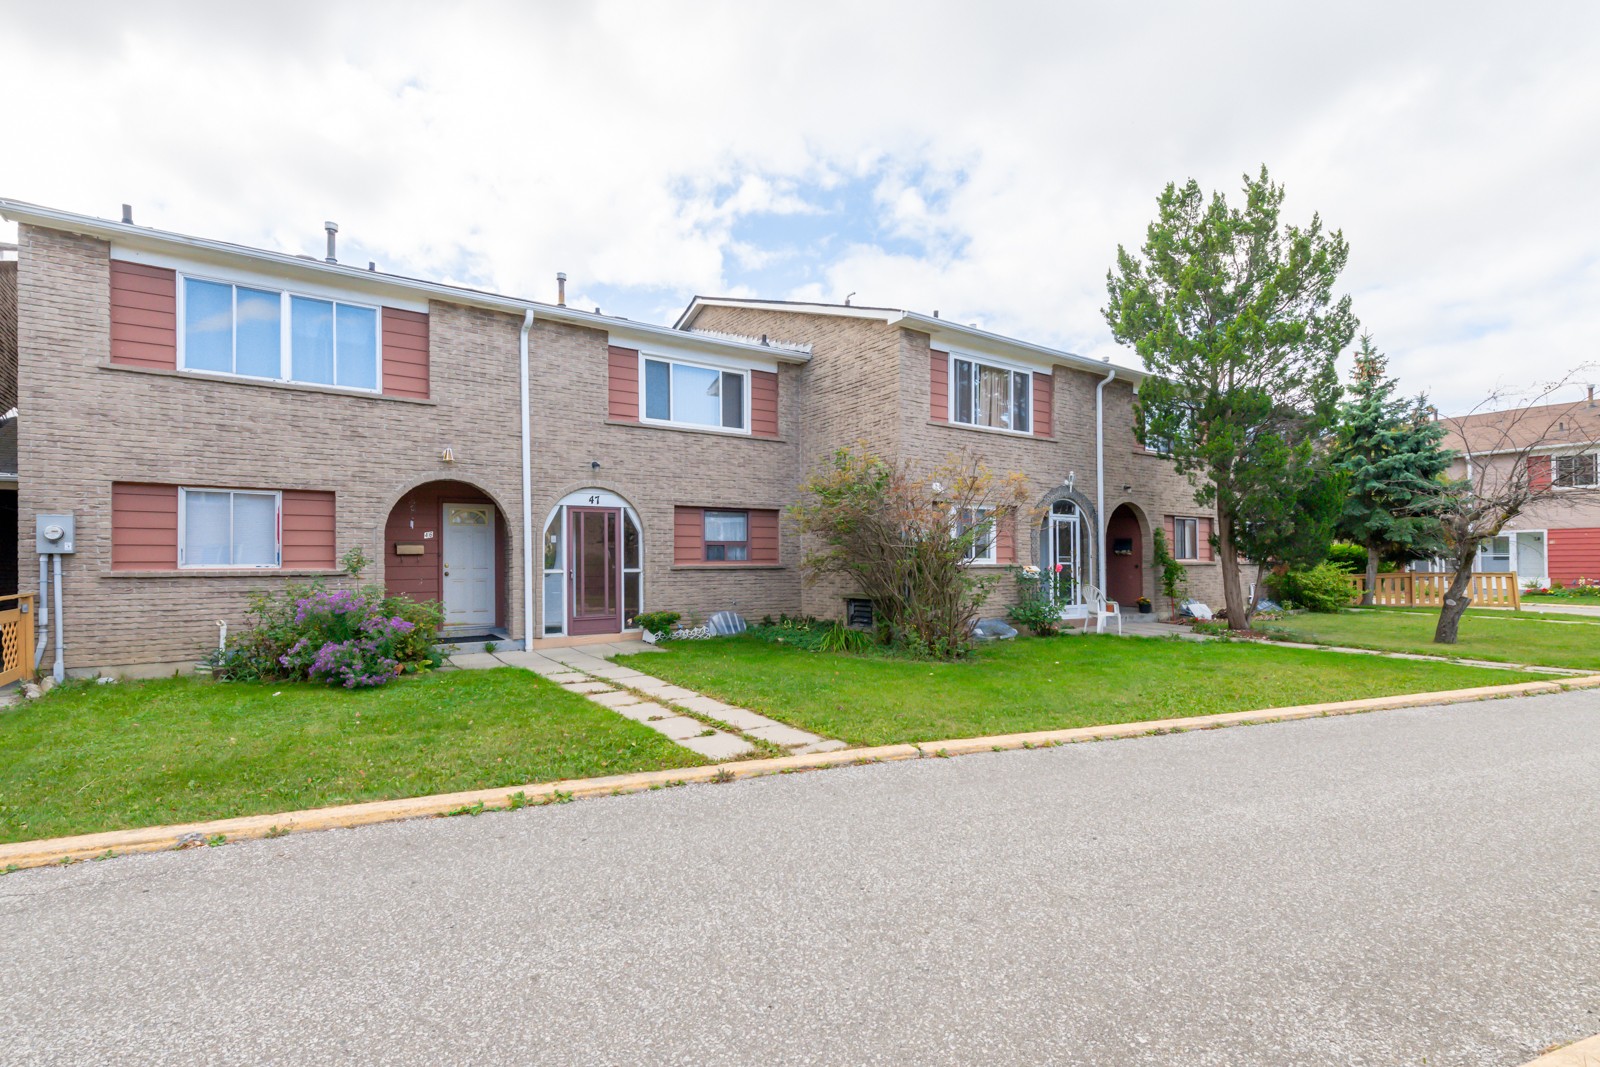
702,509,751,562
1553,451,1600,490
948,351,1032,436
177,487,283,569
176,270,384,394
540,490,645,637
957,506,998,565
1173,517,1200,562
638,351,753,435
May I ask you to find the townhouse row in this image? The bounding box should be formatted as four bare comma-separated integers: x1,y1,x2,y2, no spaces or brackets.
0,199,1222,675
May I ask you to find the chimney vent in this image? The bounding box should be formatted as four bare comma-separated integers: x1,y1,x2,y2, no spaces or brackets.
932,310,939,318
556,272,567,307
120,204,133,224
324,221,339,264
368,261,376,272
1589,385,1595,406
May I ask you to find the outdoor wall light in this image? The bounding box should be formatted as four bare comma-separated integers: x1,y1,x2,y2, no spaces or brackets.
440,447,456,464
591,460,601,472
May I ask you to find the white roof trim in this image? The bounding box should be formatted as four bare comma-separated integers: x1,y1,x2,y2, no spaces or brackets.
0,199,808,364
677,296,1145,381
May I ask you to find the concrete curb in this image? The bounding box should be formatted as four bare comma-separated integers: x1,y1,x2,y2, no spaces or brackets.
1519,1034,1600,1066
5,675,1598,873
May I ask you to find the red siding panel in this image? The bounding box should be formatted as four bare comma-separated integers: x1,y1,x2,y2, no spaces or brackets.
673,506,704,564
281,490,337,569
609,346,640,421
749,509,780,564
1529,454,1553,491
1199,517,1214,561
996,510,1015,564
109,261,176,369
381,307,430,399
1164,515,1177,557
1549,527,1600,584
929,350,949,422
112,483,178,570
1033,371,1053,437
751,370,779,438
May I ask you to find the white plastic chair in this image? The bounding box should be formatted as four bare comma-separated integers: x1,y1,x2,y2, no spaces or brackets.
1080,584,1123,635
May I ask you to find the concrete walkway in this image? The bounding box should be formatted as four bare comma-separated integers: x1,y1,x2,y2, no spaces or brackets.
448,642,846,760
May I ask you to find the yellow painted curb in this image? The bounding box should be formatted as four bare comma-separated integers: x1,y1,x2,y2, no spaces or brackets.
1518,1033,1600,1066
4,676,1595,873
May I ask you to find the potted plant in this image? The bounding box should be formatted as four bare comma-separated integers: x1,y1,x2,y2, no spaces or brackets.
1136,596,1153,614
635,611,681,644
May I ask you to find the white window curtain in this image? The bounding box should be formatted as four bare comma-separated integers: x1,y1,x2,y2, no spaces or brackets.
182,489,279,567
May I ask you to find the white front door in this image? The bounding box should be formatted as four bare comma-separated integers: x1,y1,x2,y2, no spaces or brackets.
442,503,496,628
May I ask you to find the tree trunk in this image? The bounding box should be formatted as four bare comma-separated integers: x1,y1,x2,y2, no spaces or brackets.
1362,543,1379,606
1433,562,1475,644
1215,506,1249,631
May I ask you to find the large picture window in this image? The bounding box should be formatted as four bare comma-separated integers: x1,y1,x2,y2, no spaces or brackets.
952,356,1030,433
179,488,281,568
643,355,747,432
180,275,380,391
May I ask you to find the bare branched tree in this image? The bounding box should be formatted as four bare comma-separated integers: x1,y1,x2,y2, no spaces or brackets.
1425,368,1600,644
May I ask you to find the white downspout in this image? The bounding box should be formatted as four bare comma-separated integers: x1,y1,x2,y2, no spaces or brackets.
1095,364,1116,631
519,309,535,650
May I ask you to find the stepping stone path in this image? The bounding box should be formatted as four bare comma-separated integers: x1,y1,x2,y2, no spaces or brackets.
449,643,847,760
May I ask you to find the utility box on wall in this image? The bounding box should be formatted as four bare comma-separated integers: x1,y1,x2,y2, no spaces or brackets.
36,514,76,554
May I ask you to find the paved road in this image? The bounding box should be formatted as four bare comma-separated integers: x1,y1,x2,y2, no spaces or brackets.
4,692,1599,1066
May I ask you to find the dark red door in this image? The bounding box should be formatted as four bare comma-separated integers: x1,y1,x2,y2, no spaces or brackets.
1106,505,1143,607
569,508,621,635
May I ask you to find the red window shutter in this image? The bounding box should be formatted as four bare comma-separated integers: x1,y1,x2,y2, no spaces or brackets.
1164,515,1176,553
996,510,1015,564
749,509,780,563
1032,371,1053,437
282,490,337,568
381,308,430,399
111,483,178,570
673,506,704,564
609,346,640,421
751,370,780,437
1529,454,1553,491
1199,518,1214,561
109,262,177,369
929,350,949,422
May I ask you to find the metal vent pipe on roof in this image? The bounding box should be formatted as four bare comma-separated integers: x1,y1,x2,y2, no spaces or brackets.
121,204,133,224
556,272,567,306
324,221,339,263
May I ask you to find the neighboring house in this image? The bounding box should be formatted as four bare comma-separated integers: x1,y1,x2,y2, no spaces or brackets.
1437,391,1600,586
0,200,1219,675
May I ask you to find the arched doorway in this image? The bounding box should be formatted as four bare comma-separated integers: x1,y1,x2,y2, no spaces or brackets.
385,480,510,637
540,489,643,637
1039,497,1092,608
1106,503,1145,607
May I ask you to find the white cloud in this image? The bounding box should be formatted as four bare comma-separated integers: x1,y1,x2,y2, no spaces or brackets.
3,0,1598,410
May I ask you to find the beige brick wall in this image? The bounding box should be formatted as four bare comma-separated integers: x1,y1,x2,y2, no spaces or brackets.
0,259,16,415
18,225,526,671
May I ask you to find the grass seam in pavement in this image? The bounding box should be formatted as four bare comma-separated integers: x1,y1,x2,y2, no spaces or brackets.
4,674,1596,873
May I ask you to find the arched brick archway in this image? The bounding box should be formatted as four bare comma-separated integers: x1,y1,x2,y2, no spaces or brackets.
385,479,509,635
1106,502,1148,606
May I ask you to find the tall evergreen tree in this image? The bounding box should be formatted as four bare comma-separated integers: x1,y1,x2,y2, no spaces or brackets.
1105,167,1356,629
1331,336,1452,604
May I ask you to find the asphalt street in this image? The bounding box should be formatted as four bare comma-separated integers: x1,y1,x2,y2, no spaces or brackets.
3,690,1598,1065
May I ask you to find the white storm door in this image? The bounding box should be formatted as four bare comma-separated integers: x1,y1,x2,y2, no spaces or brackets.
442,504,496,627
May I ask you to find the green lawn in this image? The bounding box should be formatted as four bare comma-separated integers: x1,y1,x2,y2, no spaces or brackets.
1264,607,1600,671
0,668,703,844
617,635,1520,747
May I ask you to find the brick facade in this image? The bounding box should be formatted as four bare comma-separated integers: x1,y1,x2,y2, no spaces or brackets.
12,212,1220,673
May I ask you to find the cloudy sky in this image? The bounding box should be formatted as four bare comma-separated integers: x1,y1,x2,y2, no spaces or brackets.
3,0,1597,412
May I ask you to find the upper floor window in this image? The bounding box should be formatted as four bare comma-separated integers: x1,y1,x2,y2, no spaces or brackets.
1555,452,1599,489
643,355,747,432
179,488,281,568
181,275,379,391
952,356,1030,434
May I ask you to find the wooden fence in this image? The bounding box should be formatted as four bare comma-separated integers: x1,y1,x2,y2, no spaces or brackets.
1343,573,1522,609
0,594,36,686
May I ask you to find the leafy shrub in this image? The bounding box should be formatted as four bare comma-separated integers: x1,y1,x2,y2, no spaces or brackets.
818,622,872,653
1532,579,1600,599
212,581,442,688
1275,562,1354,613
635,611,682,636
1324,542,1367,574
1008,572,1063,637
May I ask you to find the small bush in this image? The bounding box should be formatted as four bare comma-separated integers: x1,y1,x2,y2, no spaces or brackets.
1007,597,1062,637
1324,542,1367,574
635,611,681,636
818,622,872,653
1275,562,1354,613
